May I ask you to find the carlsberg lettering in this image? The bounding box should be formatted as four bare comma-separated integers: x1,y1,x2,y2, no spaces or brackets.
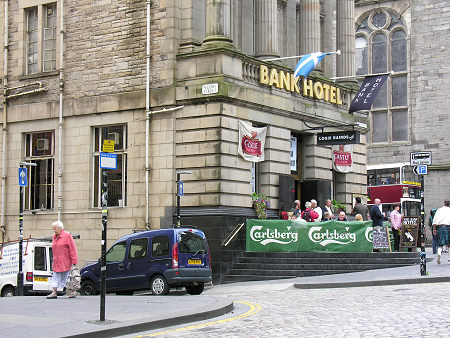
250,226,298,246
308,226,356,246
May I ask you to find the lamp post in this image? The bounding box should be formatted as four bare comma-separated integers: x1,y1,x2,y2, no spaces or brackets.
176,171,192,226
17,161,37,296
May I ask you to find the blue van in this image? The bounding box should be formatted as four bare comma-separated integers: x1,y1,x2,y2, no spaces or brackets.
80,227,212,295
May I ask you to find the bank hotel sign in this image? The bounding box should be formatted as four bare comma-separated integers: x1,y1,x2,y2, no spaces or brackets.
259,65,345,106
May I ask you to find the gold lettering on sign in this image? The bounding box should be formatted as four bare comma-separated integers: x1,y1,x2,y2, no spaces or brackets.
313,82,324,100
303,79,314,98
269,68,279,87
279,71,290,90
258,66,344,106
260,65,269,84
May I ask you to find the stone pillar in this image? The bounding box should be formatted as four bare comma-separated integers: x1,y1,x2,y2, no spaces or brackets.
336,0,357,84
204,0,233,44
299,0,321,55
254,0,278,59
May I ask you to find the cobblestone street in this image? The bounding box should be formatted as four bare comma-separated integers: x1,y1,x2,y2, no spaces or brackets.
127,280,450,338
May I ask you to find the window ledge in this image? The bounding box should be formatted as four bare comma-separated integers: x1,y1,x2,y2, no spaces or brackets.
18,70,59,81
369,140,410,147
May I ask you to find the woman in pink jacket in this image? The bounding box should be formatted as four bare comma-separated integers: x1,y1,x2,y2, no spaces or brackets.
47,221,78,299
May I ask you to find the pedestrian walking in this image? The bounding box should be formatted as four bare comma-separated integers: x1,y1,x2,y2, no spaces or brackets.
428,208,438,254
369,199,384,227
47,221,79,299
432,200,450,264
389,204,402,252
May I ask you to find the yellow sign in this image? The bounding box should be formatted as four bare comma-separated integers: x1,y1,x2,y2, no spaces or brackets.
259,65,344,106
102,140,115,153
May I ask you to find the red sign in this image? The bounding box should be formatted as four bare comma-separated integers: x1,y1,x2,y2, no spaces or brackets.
241,133,262,157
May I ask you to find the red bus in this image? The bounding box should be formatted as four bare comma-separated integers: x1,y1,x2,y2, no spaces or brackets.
367,162,421,217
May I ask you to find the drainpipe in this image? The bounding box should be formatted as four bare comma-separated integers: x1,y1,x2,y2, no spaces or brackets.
145,0,151,229
1,0,9,242
57,0,64,220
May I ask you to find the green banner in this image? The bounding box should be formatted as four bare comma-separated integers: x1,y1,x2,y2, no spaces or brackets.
246,219,390,253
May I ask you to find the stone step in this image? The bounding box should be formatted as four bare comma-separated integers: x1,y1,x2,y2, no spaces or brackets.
241,251,420,259
230,262,418,271
237,257,420,265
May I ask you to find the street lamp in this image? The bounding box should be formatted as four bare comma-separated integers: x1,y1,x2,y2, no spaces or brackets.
176,171,192,226
17,161,37,296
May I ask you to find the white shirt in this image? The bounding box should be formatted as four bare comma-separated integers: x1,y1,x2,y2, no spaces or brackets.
314,206,322,222
433,206,450,226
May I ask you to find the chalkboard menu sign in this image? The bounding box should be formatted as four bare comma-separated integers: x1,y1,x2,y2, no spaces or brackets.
400,217,420,248
372,226,391,250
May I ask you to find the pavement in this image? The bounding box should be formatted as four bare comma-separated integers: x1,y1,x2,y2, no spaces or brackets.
0,248,449,338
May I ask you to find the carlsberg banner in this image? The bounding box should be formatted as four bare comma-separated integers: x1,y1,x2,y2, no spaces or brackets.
246,220,387,252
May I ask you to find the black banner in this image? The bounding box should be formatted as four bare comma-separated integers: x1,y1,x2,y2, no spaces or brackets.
400,216,420,248
317,131,360,145
349,74,389,114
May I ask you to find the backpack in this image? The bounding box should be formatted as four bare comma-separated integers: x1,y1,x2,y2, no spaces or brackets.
302,209,312,222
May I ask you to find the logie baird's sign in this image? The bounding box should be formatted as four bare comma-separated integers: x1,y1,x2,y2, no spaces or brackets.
259,65,344,106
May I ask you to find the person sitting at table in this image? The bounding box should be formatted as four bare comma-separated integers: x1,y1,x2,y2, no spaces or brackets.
301,201,319,222
337,211,348,221
355,214,364,221
322,212,333,222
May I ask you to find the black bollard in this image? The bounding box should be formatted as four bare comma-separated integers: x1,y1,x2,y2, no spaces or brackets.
420,252,426,276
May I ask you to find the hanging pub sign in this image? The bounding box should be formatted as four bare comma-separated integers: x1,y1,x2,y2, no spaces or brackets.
238,120,268,162
332,144,353,173
317,131,360,145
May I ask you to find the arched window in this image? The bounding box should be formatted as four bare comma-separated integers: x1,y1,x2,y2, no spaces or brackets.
355,10,408,143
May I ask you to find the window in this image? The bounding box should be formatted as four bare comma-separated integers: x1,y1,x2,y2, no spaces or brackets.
179,231,207,254
355,10,409,143
106,241,127,263
93,125,127,208
129,238,148,259
152,236,170,257
25,3,57,74
34,246,47,271
24,131,54,210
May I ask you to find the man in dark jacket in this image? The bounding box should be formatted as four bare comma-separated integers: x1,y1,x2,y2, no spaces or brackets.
370,198,384,227
352,197,369,221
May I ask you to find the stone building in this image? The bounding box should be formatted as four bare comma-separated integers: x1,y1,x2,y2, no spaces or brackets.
1,0,368,282
355,0,450,235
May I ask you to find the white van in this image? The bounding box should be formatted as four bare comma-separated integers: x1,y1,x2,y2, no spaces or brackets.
0,238,54,297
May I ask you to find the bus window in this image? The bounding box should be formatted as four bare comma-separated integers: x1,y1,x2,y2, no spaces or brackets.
402,200,420,217
368,170,376,186
379,168,399,185
402,166,419,184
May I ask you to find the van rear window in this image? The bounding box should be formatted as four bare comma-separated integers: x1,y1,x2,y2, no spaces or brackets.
34,246,47,271
179,231,207,253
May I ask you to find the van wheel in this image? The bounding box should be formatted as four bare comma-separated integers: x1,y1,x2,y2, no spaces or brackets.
185,283,204,295
80,280,97,296
1,286,15,297
150,275,170,295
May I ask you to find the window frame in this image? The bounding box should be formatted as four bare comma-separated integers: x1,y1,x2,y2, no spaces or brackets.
355,10,410,145
23,131,55,211
128,238,148,260
24,2,58,75
92,125,128,208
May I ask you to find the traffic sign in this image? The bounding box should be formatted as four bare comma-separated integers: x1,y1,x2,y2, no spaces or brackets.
178,180,184,196
413,165,428,175
100,153,117,169
410,151,432,166
18,167,28,187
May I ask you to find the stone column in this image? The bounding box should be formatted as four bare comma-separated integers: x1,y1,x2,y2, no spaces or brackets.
203,0,233,45
336,0,357,84
299,0,321,54
254,0,278,59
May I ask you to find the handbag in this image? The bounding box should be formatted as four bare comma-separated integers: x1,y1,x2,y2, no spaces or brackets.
66,265,81,291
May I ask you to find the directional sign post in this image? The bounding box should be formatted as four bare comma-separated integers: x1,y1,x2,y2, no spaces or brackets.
18,168,28,187
410,152,431,252
17,162,36,296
